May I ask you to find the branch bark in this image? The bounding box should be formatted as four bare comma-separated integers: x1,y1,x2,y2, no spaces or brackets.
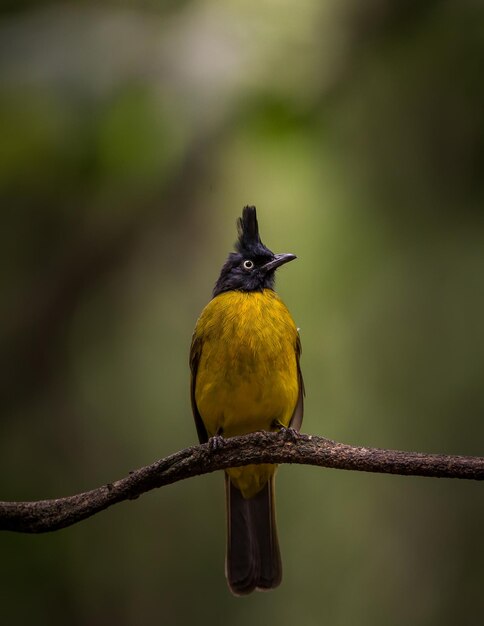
1,431,483,534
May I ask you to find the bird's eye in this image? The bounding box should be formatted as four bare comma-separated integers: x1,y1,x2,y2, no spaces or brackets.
243,259,254,270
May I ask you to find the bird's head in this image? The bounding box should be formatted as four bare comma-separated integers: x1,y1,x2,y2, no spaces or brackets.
213,206,296,297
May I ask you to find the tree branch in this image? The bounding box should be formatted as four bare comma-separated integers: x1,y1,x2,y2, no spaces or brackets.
1,431,483,534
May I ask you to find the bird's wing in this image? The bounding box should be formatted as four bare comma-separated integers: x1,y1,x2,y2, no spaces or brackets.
289,333,304,431
189,332,209,444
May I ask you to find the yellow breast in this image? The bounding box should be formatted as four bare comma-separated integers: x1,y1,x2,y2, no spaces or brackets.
194,289,299,437
193,289,300,498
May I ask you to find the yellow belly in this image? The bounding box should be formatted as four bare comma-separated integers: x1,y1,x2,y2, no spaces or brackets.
193,289,299,497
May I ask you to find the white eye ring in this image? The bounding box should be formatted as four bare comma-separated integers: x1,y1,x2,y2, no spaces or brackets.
243,259,254,270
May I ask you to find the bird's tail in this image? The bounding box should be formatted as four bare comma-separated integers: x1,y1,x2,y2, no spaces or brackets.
225,473,282,595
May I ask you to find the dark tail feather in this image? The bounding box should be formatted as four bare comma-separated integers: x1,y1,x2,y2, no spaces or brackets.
225,474,282,595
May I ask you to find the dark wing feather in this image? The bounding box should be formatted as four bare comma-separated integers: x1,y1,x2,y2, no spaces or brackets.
189,333,209,444
289,332,304,431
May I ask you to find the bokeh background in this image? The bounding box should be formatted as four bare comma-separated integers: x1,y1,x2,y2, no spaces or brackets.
1,1,484,624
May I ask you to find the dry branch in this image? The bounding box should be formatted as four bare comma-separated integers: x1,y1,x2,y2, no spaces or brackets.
1,431,483,534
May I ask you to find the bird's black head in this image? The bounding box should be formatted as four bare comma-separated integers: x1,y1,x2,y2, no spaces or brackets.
212,206,296,297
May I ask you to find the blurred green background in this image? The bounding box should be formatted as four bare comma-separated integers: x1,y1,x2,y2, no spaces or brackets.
1,0,484,624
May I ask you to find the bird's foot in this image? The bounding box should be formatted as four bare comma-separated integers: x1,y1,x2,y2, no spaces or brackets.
208,429,225,451
271,420,300,442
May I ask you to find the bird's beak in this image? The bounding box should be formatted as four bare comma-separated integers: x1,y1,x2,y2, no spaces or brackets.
261,253,297,274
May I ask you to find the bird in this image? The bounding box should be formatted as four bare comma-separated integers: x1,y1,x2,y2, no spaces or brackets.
189,205,304,595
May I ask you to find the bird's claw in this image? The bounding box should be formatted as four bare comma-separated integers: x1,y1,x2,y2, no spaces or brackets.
271,420,299,442
281,427,299,442
208,433,225,451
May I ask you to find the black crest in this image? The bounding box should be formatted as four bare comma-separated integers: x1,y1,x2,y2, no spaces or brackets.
235,206,263,254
